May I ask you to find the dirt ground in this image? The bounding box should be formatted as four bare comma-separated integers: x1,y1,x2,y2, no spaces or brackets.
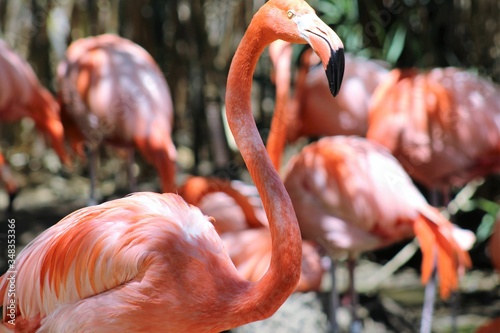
0,163,498,333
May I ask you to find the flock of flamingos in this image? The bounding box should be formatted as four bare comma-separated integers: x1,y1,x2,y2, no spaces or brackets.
0,0,498,332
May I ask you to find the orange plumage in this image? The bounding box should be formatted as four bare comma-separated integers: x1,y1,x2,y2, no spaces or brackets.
0,40,70,167
367,67,500,189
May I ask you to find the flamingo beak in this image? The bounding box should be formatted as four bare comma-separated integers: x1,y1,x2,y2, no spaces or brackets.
296,14,345,96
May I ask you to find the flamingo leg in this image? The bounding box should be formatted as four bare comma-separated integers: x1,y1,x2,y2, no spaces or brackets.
347,258,362,333
420,189,442,333
420,258,437,333
329,259,340,333
126,149,136,193
442,188,459,333
87,148,98,206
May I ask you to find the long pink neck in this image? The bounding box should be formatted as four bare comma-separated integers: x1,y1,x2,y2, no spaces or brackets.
225,22,302,322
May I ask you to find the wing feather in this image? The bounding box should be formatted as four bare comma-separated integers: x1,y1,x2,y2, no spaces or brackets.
0,192,218,324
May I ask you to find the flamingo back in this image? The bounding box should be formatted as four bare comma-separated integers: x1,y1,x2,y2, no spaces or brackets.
0,193,244,332
368,67,500,188
284,136,423,253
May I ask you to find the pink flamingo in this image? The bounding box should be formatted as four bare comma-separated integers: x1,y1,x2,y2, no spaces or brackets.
57,34,177,203
367,67,500,191
367,68,499,332
0,1,344,331
0,40,70,209
282,136,472,332
267,43,472,332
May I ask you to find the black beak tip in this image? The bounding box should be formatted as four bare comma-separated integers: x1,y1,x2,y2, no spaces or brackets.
326,47,345,97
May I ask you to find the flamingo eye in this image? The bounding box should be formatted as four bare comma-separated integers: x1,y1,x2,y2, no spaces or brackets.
287,10,296,19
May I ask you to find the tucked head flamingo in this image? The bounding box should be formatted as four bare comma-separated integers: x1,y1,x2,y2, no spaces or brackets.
0,1,344,332
367,67,500,190
57,34,177,203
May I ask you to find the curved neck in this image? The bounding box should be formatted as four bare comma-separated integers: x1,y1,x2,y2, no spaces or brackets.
225,21,302,323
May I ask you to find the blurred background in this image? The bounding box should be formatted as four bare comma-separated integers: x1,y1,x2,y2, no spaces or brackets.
0,0,499,332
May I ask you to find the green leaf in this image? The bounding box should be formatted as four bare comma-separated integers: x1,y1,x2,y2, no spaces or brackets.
475,213,496,244
384,24,406,64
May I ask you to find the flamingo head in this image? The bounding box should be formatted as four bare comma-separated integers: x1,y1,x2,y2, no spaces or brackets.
261,0,345,96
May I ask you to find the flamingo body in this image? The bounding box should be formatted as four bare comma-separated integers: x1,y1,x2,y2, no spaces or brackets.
289,52,388,141
367,68,500,188
0,193,251,332
283,136,471,298
57,34,177,193
268,41,387,145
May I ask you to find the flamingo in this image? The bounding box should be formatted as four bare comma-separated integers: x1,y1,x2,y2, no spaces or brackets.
267,43,473,332
282,136,472,331
57,34,177,203
367,68,499,331
179,176,325,292
0,40,69,165
0,1,344,331
367,67,500,191
267,41,388,169
0,40,70,208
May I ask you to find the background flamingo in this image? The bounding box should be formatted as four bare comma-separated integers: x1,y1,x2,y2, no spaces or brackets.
0,40,70,209
367,67,500,191
0,1,344,331
57,34,177,203
267,46,473,332
268,41,388,153
282,136,472,332
267,40,388,171
179,176,325,292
